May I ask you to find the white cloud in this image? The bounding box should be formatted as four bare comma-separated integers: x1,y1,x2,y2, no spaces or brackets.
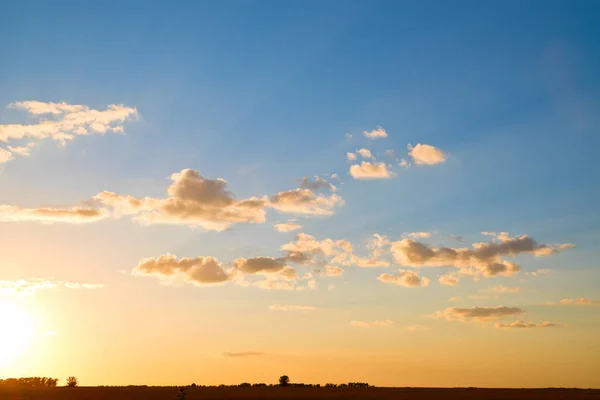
0,205,108,224
495,320,561,329
346,152,357,161
269,305,316,311
307,279,317,290
448,296,462,302
406,325,428,331
377,270,430,287
350,319,393,327
356,148,374,159
560,298,600,305
363,126,388,139
483,285,522,294
297,176,336,192
385,149,395,157
439,273,459,286
408,143,446,165
398,159,410,168
0,148,13,164
269,188,344,216
0,279,103,296
324,265,344,277
0,101,137,163
404,232,431,239
345,133,352,139
274,222,303,233
435,306,524,322
349,161,393,179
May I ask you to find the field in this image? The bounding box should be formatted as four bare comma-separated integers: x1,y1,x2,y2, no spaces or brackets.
1,387,599,400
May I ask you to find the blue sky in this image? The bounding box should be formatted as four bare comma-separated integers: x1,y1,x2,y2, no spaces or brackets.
1,0,599,387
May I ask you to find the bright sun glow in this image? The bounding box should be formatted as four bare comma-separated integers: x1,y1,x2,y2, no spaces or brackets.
0,301,33,368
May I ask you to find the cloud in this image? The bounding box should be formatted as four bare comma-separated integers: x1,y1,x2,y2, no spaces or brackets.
223,352,266,357
404,232,431,239
560,298,600,305
274,222,303,233
449,234,465,242
269,188,344,215
495,320,561,329
406,325,428,331
297,176,336,192
346,152,357,161
96,169,268,231
307,279,317,290
324,265,344,277
252,279,296,291
527,269,551,277
349,161,393,179
389,234,573,278
350,320,394,327
0,279,103,296
448,296,462,302
133,254,231,285
329,252,390,268
435,306,524,322
398,159,410,168
356,148,374,159
0,205,108,224
439,273,459,286
269,305,316,311
377,270,430,287
483,285,522,294
363,126,388,139
62,283,104,289
345,133,352,139
0,148,13,164
408,143,446,165
281,233,353,264
0,101,137,163
385,149,395,157
233,256,289,275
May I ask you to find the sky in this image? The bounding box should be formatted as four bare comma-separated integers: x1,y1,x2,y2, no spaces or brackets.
0,0,599,388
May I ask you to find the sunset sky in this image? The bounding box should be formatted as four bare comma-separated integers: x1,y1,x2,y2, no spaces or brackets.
1,0,599,388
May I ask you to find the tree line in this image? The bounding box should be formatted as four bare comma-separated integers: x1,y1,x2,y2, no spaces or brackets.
0,376,78,388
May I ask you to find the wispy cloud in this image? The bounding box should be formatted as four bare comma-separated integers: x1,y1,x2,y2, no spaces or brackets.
435,306,525,322
0,101,137,163
0,279,104,296
269,305,316,311
495,320,562,329
350,319,394,327
223,352,266,357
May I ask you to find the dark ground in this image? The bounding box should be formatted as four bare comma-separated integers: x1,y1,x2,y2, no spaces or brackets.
1,387,599,400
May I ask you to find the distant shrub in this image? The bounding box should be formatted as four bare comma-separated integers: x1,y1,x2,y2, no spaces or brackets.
66,376,78,387
279,375,290,387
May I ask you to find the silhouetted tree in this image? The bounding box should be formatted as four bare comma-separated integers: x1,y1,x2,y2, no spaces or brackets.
279,375,290,386
66,376,78,387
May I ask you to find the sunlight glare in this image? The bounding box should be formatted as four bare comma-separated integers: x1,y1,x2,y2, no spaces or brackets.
0,301,33,369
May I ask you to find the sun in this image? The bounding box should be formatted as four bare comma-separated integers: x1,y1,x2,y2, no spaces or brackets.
0,301,33,369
